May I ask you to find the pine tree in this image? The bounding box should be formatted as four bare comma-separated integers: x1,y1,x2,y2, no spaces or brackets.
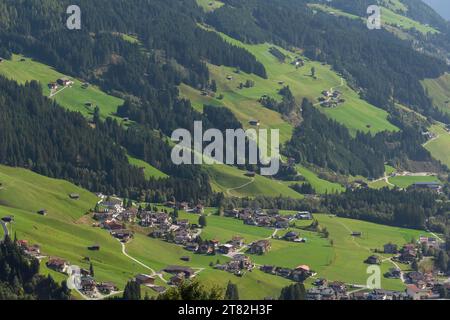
199,215,207,228
225,281,239,300
89,263,94,277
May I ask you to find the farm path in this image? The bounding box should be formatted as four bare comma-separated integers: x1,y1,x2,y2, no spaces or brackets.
336,219,406,284
226,177,255,196
119,240,167,283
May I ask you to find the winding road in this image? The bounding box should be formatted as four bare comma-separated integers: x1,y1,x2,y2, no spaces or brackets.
0,221,9,242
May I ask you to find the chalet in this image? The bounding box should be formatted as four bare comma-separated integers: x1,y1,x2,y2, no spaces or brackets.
276,267,292,278
351,231,362,237
135,274,155,285
412,182,442,193
418,236,440,250
48,82,58,90
248,120,260,127
224,209,239,218
170,274,185,286
178,202,189,210
151,228,167,238
164,266,195,278
296,211,312,220
406,284,431,300
88,244,100,251
383,243,398,254
164,201,176,208
284,231,299,241
57,78,74,86
226,75,233,80
111,230,133,242
80,276,96,293
185,242,199,252
249,240,271,255
69,193,80,199
155,212,171,225
174,230,192,245
47,257,69,273
97,282,117,294
219,243,234,254
245,171,256,177
180,256,190,262
260,265,276,274
230,236,245,248
274,216,289,229
329,281,346,294
195,204,206,215
37,209,48,216
1,216,13,223
176,219,190,228
385,268,401,279
231,254,253,270
102,198,122,208
365,255,381,265
295,265,311,273
197,243,214,255
313,278,328,287
103,219,123,231
400,244,417,262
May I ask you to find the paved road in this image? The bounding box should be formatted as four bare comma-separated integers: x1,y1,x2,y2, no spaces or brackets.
0,221,9,241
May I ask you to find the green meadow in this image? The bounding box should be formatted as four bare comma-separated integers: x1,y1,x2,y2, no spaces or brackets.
422,73,450,115
388,175,441,189
294,165,345,194
205,164,304,199
424,124,450,169
0,54,124,121
127,155,168,179
196,0,224,12
309,2,438,35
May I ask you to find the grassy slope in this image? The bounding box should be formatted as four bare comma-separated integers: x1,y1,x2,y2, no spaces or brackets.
0,54,124,121
422,73,450,115
196,0,224,12
0,166,153,291
127,155,168,179
424,124,450,169
189,29,398,135
205,164,304,199
309,2,438,35
312,214,433,290
294,166,345,194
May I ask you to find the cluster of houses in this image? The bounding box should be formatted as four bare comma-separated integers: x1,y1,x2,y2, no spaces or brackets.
17,240,43,259
47,77,74,91
215,254,254,276
223,208,312,230
261,264,315,282
307,279,348,300
93,197,137,242
317,89,345,108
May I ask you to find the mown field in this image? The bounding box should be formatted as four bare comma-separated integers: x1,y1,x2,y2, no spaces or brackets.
309,2,438,35
0,54,124,121
127,155,168,179
388,175,441,189
422,73,450,115
424,124,450,169
196,0,224,12
205,164,304,199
